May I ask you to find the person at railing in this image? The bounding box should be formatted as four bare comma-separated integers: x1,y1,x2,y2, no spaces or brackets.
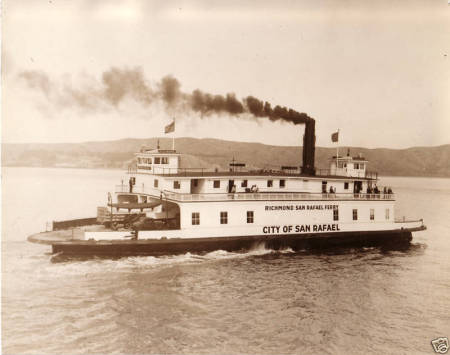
373,185,380,199
251,185,259,193
129,178,133,193
388,187,393,197
329,186,336,198
366,186,372,199
229,184,237,199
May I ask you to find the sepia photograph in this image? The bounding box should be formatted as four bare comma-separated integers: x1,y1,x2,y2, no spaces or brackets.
2,1,450,354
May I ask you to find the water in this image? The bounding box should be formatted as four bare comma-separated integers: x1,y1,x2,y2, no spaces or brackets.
2,168,450,355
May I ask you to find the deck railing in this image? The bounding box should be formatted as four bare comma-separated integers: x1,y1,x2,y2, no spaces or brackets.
162,191,394,202
131,167,378,179
115,184,394,202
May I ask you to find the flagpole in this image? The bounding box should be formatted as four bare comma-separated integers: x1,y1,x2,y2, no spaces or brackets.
172,118,175,151
336,129,339,169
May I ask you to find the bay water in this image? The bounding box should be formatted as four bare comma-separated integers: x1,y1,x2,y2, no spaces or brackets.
2,167,450,354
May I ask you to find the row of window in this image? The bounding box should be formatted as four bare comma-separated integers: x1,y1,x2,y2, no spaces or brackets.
213,180,286,189
192,211,254,225
153,179,181,189
333,208,390,221
138,157,169,165
337,162,365,170
192,208,390,225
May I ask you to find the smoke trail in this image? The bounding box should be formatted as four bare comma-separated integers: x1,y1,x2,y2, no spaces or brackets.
102,67,154,105
18,71,52,98
18,67,313,124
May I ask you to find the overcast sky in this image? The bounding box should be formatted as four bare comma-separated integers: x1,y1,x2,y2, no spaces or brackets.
2,0,449,148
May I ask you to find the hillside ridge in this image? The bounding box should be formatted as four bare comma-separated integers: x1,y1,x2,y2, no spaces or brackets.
2,138,449,177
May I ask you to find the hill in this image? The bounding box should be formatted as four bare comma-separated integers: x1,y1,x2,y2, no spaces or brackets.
2,137,450,177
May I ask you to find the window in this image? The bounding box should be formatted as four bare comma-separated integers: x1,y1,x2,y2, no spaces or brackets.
279,179,285,188
161,157,168,164
220,211,228,224
352,209,358,221
192,179,198,187
267,180,273,188
385,208,390,220
354,163,359,169
241,180,248,188
192,212,200,225
344,182,349,190
154,157,161,164
247,211,254,223
173,181,181,189
147,158,152,164
322,181,327,193
333,207,339,221
213,180,220,188
370,209,375,220
360,163,365,170
154,179,158,188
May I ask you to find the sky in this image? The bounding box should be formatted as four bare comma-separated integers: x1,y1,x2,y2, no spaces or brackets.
2,0,450,148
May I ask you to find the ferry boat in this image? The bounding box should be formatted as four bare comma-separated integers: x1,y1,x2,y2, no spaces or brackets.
33,122,426,257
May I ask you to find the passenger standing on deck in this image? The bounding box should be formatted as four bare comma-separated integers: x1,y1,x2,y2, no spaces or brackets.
129,178,133,193
374,185,380,199
367,185,372,199
230,184,236,199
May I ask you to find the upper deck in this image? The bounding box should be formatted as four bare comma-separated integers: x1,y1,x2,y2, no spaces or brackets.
133,147,378,180
133,167,378,180
126,144,385,198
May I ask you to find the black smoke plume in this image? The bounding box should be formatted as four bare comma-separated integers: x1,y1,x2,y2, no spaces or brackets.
18,67,313,124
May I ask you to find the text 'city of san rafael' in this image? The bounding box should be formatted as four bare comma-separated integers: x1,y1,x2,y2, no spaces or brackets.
263,224,340,234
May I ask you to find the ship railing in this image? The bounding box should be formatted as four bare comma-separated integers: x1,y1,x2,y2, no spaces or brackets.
115,184,150,194
145,167,380,178
314,169,378,180
114,184,394,202
160,191,395,202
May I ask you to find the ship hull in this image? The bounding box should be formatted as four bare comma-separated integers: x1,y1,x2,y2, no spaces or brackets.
51,227,424,258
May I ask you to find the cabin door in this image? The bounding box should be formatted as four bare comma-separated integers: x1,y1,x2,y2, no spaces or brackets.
353,181,362,193
228,180,235,193
191,179,199,193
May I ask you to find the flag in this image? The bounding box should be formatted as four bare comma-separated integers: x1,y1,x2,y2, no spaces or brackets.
164,121,175,134
331,131,339,143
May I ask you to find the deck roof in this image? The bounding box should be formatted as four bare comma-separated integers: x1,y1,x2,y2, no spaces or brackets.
145,170,377,180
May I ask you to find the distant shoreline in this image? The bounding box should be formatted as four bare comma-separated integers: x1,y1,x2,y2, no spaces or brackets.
2,137,449,178
2,164,449,179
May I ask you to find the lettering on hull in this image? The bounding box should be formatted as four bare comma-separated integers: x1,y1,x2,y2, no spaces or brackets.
262,224,340,234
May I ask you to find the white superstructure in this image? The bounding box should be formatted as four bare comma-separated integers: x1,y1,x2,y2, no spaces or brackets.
91,145,423,241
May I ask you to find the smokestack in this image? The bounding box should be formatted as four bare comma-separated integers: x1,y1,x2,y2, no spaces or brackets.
301,119,316,175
